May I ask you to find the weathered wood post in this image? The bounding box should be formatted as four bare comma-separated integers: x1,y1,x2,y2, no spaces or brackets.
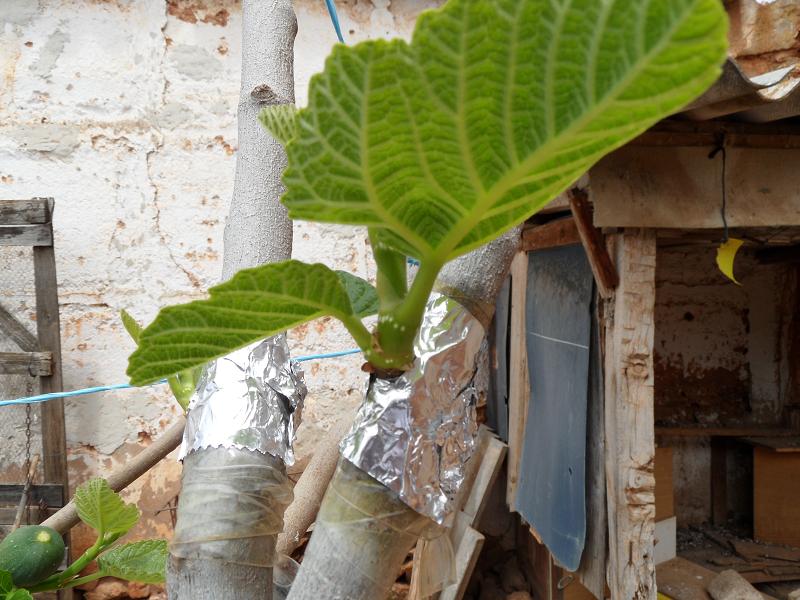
603,229,657,600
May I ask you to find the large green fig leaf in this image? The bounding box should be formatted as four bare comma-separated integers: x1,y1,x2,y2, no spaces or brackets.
127,261,376,385
282,0,727,262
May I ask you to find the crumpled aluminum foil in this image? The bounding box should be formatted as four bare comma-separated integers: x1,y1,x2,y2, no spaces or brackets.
340,293,485,523
180,334,307,464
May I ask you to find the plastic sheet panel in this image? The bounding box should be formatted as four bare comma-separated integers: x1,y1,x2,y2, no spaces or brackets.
516,245,593,572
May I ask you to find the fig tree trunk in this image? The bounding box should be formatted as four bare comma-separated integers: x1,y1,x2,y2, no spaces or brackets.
167,2,297,598
287,228,521,600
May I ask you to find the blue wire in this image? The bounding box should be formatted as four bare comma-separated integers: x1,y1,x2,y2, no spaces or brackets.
0,382,160,408
293,348,361,362
324,0,345,43
0,348,365,407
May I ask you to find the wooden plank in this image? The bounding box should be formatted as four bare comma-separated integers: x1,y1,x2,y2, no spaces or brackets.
575,309,607,599
0,351,52,376
656,427,796,438
0,302,39,352
34,237,68,487
506,252,529,511
461,435,506,525
742,436,800,452
438,513,485,600
0,484,64,507
521,217,580,251
0,224,53,246
603,229,657,600
657,557,715,600
409,430,504,600
592,146,800,228
753,447,800,547
0,199,51,225
730,539,800,564
655,448,674,521
568,188,619,298
710,440,727,526
0,506,57,525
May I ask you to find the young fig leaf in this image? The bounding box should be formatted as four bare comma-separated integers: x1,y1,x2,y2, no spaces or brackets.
282,0,727,264
97,540,167,584
120,309,143,344
73,478,139,537
127,260,377,385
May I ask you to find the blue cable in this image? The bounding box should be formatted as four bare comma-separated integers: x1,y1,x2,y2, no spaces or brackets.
0,382,157,408
293,348,361,362
324,0,345,43
0,348,365,407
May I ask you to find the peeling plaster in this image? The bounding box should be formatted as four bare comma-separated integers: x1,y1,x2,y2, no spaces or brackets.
29,27,69,78
8,123,80,157
168,43,223,80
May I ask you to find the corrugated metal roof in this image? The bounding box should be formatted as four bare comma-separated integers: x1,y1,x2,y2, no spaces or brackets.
679,59,800,122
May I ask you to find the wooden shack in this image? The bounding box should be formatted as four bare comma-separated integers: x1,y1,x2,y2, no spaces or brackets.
487,3,800,598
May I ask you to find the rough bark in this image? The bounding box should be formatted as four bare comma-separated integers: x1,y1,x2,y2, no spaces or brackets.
287,228,522,600
168,2,297,598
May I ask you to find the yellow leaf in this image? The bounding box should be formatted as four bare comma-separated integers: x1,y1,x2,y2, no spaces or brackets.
716,238,744,285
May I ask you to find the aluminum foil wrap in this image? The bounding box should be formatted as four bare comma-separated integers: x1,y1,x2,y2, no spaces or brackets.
180,334,307,464
340,293,485,523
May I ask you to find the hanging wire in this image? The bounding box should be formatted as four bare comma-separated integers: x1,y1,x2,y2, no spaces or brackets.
708,135,729,241
324,0,345,43
1,347,364,407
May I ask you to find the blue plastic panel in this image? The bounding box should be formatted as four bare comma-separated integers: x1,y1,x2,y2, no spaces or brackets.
516,244,593,572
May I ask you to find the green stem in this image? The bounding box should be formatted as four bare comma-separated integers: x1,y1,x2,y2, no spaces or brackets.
369,229,407,310
31,532,123,592
58,571,106,590
339,315,374,357
168,368,198,412
373,258,442,369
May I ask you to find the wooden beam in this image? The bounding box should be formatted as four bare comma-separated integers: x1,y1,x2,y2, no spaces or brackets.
0,198,52,224
0,224,53,246
603,229,657,600
0,351,52,376
756,244,800,264
521,217,580,251
0,484,64,507
0,301,39,352
655,427,796,438
631,120,800,149
506,252,529,511
592,146,800,228
34,231,68,488
568,188,619,298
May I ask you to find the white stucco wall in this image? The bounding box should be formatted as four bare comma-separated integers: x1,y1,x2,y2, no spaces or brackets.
0,0,441,553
